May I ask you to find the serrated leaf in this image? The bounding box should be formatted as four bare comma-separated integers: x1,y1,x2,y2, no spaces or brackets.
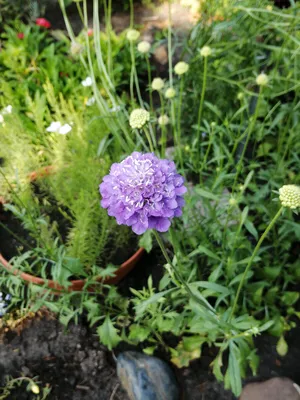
135,288,176,315
97,316,121,350
129,324,151,342
139,230,153,253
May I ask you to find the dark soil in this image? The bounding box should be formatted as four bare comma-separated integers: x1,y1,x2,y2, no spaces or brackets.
1,315,300,400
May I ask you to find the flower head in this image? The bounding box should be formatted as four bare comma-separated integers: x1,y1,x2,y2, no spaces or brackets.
31,384,40,395
0,115,4,124
129,109,150,129
126,29,140,42
158,115,169,126
137,41,151,54
99,152,187,234
81,76,93,87
36,18,51,29
151,77,165,91
279,185,300,209
256,73,269,86
17,32,24,39
87,28,93,37
174,61,189,76
165,88,176,99
266,5,273,11
46,121,72,135
1,105,12,115
200,45,212,57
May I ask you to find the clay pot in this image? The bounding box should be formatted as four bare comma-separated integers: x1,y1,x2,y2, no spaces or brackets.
0,166,144,292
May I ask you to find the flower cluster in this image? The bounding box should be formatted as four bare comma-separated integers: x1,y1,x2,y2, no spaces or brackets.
256,73,269,86
126,29,140,42
129,109,150,129
46,121,72,135
99,152,187,234
174,61,189,75
137,41,151,54
36,18,51,29
158,115,169,126
279,185,300,209
82,76,93,87
200,45,212,57
165,88,176,99
151,78,165,91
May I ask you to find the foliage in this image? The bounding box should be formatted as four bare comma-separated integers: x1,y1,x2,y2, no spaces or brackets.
0,0,300,397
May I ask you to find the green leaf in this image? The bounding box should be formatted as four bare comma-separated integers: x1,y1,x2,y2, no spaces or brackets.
228,342,242,397
189,245,221,261
193,281,230,296
135,288,177,315
276,336,288,357
194,187,220,201
229,271,253,286
129,324,151,342
247,350,259,375
97,264,118,279
212,352,224,382
281,291,299,306
244,219,258,240
97,316,121,350
139,230,153,253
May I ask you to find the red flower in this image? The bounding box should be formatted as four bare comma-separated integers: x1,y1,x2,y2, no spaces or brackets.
87,28,93,37
36,18,51,29
17,32,24,39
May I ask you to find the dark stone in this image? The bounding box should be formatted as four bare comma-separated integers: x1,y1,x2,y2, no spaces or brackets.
117,351,179,400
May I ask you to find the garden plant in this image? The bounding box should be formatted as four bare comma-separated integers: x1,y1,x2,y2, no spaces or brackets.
0,0,299,397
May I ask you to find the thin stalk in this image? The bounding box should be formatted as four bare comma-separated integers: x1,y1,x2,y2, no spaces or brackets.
76,1,85,25
129,0,134,28
167,0,173,87
232,88,263,192
199,124,214,183
176,77,184,169
146,57,153,112
153,230,216,314
104,0,113,82
228,206,283,322
143,125,155,153
196,56,208,165
130,43,143,106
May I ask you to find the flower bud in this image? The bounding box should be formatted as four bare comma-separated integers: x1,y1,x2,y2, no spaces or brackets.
31,384,40,394
279,185,300,209
137,41,151,54
126,29,140,42
129,109,150,129
200,46,212,57
165,88,176,99
256,73,269,86
158,115,169,126
151,78,164,91
174,61,189,76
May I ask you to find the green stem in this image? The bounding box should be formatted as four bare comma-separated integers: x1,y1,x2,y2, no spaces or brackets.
143,125,155,153
232,88,263,192
228,206,283,322
153,230,215,313
129,0,134,28
159,92,167,156
167,0,173,87
199,124,214,183
146,57,153,112
196,56,208,165
130,43,143,106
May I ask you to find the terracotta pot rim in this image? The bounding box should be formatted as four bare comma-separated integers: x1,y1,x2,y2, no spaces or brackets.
0,165,145,292
0,248,144,292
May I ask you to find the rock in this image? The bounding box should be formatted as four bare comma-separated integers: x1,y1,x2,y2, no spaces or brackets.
240,377,300,400
117,351,179,400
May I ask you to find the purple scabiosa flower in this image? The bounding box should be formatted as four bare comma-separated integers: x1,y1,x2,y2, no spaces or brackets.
99,152,187,235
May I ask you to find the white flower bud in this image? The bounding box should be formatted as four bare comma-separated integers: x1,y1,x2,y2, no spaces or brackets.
200,46,212,57
158,115,169,126
279,185,300,209
137,41,151,54
129,109,150,129
165,88,176,99
174,61,189,76
151,78,165,91
256,73,269,86
126,29,140,42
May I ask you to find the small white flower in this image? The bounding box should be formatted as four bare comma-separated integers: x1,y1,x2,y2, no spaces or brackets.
158,115,169,126
174,61,189,76
81,76,93,87
200,46,212,57
137,41,151,54
165,88,176,99
59,124,72,135
110,106,121,113
126,29,140,42
2,105,12,115
46,121,72,135
0,115,4,124
256,73,269,86
129,109,150,129
151,78,165,91
86,97,96,106
266,5,273,11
